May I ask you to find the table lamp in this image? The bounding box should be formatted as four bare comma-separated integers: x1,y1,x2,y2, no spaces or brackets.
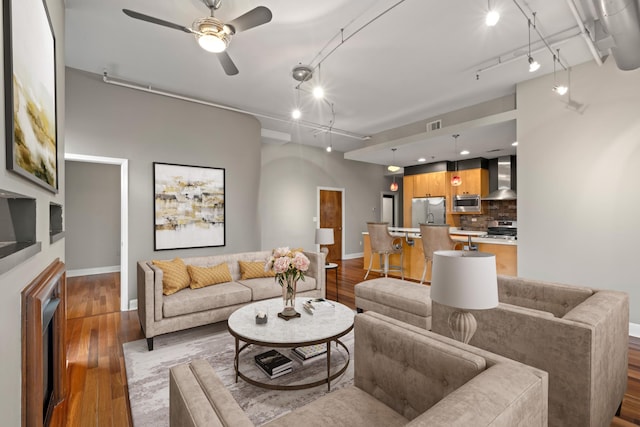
315,228,334,265
430,250,498,344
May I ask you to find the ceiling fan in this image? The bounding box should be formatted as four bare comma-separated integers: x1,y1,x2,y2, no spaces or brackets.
123,0,272,76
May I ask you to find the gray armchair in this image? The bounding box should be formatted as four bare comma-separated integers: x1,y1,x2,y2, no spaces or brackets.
170,311,549,427
432,275,629,427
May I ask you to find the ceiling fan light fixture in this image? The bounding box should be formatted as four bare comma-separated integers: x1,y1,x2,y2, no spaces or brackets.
194,17,231,52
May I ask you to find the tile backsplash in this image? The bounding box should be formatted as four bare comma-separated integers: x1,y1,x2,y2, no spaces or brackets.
459,200,517,231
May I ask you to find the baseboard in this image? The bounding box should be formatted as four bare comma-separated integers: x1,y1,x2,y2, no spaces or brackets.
67,265,120,278
343,252,364,260
630,322,640,338
129,299,138,311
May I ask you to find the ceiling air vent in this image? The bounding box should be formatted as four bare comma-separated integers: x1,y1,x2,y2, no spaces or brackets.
426,119,442,132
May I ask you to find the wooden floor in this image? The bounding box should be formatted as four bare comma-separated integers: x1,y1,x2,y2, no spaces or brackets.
52,258,640,426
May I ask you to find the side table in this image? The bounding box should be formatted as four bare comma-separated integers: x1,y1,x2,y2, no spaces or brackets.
325,262,339,302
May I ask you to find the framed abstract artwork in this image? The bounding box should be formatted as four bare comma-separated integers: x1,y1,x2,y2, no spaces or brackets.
3,0,58,193
153,162,226,251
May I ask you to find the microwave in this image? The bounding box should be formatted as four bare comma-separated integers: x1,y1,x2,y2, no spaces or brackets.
452,194,481,213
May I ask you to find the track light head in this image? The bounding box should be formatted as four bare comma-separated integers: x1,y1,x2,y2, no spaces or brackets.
553,85,568,95
486,10,500,26
528,56,540,72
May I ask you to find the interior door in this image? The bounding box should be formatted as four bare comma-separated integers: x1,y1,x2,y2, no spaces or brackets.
319,189,343,262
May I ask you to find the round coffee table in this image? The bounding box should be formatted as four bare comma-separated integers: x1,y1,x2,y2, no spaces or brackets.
227,297,354,391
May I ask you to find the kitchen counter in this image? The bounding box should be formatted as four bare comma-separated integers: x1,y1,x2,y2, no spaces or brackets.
362,226,517,280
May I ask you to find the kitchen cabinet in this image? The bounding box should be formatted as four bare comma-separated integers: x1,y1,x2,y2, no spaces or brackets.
413,171,446,197
449,168,488,196
403,176,414,227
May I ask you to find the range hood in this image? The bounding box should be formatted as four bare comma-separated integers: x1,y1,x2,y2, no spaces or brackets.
483,156,516,200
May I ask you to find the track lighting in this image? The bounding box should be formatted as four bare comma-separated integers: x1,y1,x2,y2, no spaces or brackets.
326,145,332,152
312,86,324,99
291,108,301,119
552,49,568,96
527,16,540,73
485,0,500,26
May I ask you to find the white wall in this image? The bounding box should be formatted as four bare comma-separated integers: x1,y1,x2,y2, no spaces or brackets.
260,143,391,255
517,58,640,323
0,0,65,423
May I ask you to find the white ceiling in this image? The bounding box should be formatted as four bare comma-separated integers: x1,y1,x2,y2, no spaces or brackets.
64,0,602,168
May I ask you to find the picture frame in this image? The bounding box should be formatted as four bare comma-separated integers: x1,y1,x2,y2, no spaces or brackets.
3,0,58,193
153,162,226,251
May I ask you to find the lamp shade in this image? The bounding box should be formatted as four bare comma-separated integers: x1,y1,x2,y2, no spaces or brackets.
315,228,334,245
430,250,498,310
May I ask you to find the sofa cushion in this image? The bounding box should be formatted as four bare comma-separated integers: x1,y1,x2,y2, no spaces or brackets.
163,282,252,318
497,275,593,317
238,260,275,279
187,263,233,289
264,386,408,427
355,278,431,318
238,276,317,301
153,258,191,295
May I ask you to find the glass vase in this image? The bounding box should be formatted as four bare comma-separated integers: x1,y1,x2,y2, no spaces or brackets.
281,275,298,317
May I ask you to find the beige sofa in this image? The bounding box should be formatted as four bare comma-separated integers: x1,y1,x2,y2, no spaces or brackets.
137,250,325,350
432,275,629,427
169,311,548,427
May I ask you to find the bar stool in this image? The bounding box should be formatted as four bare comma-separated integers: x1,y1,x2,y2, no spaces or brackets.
365,222,404,280
419,224,463,284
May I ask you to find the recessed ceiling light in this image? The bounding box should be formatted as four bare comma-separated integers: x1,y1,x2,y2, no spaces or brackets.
460,150,470,155
418,158,426,162
512,141,518,146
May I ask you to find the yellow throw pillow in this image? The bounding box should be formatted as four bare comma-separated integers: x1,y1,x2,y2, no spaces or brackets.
152,258,191,295
187,263,232,289
239,260,276,280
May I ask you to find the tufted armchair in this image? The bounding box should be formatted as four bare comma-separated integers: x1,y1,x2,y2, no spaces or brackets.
170,311,548,427
432,275,629,427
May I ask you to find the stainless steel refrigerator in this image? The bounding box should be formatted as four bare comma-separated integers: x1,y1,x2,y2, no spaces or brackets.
411,197,446,228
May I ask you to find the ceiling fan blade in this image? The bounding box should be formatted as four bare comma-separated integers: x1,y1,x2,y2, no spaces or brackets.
226,6,272,33
216,51,239,76
122,9,194,34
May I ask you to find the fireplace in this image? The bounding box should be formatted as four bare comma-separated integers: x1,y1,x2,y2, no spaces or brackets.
22,259,67,427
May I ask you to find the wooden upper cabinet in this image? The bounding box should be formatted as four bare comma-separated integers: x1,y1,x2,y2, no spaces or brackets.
450,168,488,196
403,175,414,227
413,171,446,197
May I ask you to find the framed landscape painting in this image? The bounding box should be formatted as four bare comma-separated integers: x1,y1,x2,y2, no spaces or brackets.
3,0,58,193
153,162,226,250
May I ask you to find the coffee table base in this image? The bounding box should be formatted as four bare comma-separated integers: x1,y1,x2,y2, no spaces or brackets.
233,338,350,391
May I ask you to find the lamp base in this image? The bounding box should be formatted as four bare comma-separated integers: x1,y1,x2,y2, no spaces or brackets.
320,246,329,265
448,310,477,344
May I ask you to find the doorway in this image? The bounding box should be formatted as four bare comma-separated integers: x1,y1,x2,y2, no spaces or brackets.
64,153,129,311
381,193,396,225
318,187,344,262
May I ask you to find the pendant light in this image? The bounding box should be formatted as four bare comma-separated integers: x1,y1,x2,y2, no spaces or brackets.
485,0,500,26
450,134,462,186
527,15,540,73
552,49,569,95
389,148,399,192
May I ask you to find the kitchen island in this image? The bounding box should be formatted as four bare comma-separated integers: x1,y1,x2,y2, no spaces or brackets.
362,227,517,282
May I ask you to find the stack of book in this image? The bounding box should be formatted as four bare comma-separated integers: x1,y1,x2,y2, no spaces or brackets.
254,349,293,379
290,343,327,364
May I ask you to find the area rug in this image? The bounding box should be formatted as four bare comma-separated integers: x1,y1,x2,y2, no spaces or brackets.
123,322,354,426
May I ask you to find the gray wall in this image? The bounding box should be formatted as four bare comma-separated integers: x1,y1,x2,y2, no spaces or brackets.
65,68,262,303
260,143,391,255
0,0,66,423
65,161,120,270
517,58,640,324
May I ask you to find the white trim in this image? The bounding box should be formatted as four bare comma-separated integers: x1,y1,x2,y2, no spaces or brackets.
343,252,364,260
65,153,129,312
67,265,120,278
630,322,640,338
317,187,346,260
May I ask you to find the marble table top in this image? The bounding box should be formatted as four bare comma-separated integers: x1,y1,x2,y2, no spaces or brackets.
227,297,354,345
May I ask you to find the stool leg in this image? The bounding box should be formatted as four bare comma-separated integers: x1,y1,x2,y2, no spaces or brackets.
365,253,374,279
420,258,426,284
400,253,404,280
383,253,389,277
